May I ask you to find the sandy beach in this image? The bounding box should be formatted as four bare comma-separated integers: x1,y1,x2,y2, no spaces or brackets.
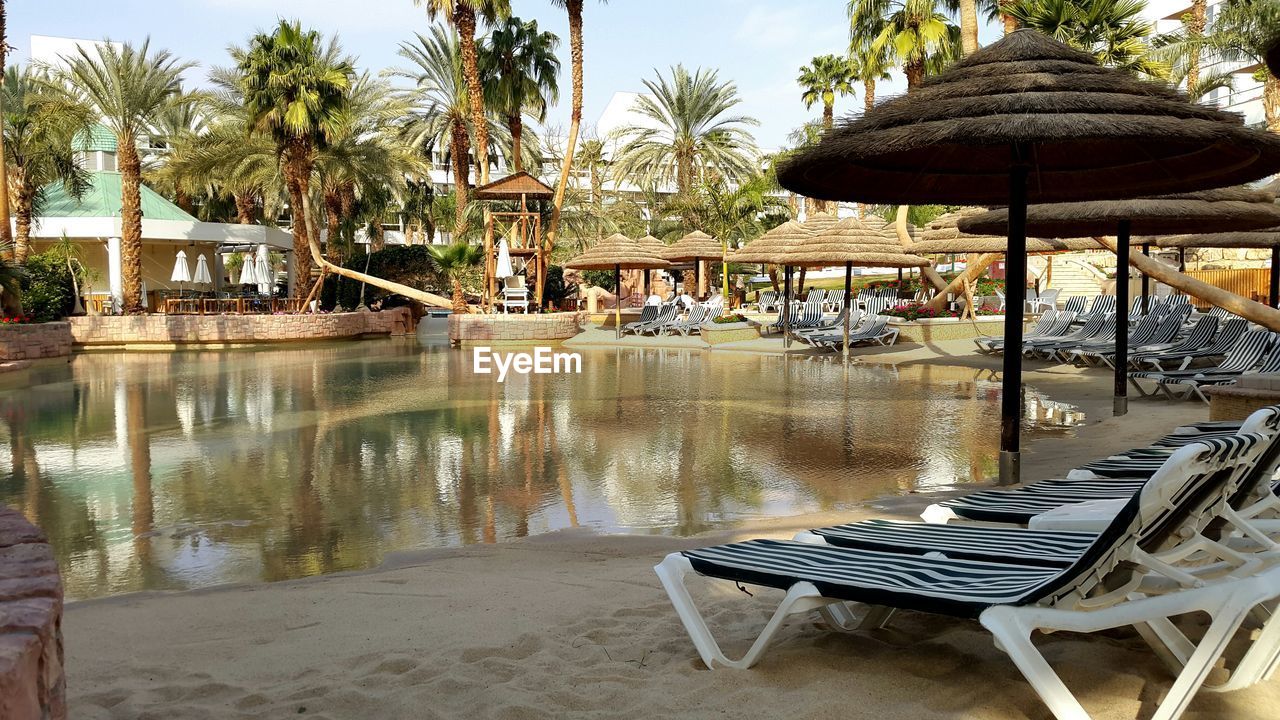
60,347,1280,720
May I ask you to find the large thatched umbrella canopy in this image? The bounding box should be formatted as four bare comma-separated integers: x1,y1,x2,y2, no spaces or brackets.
776,28,1280,484
636,234,670,295
565,233,670,337
913,211,1100,254
732,221,810,264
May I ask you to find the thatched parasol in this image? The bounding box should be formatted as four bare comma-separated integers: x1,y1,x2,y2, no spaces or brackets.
784,217,930,359
663,230,723,299
1159,227,1280,307
565,233,671,338
636,234,670,296
776,28,1280,484
731,222,811,341
914,211,1100,254
958,188,1280,415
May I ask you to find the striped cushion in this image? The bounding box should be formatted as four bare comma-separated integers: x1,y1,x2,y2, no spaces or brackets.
813,519,1097,567
683,540,1065,618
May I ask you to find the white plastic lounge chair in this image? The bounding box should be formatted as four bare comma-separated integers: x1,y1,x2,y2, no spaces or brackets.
1134,318,1249,371
656,434,1278,720
622,304,660,334
637,305,679,335
1028,288,1060,313
1130,330,1274,399
1128,316,1219,369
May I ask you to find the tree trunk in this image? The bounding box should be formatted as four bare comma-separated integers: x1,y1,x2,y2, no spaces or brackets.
0,4,12,260
768,266,779,292
371,224,385,252
925,254,1002,312
959,0,979,55
797,267,807,297
233,192,257,224
324,189,343,263
1186,0,1207,91
890,205,948,297
822,102,834,130
298,189,458,311
676,150,694,198
508,112,523,173
451,118,471,238
451,277,467,314
999,1,1018,33
904,61,924,90
1265,74,1280,132
175,188,193,215
117,137,146,313
455,4,489,186
864,78,876,113
546,0,584,308
1095,236,1280,330
284,138,315,300
13,172,33,264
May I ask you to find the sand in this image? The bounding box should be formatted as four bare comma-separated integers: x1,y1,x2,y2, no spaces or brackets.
64,346,1280,719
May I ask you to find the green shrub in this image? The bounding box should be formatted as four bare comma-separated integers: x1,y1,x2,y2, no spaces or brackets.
20,253,76,322
581,269,616,292
543,265,569,308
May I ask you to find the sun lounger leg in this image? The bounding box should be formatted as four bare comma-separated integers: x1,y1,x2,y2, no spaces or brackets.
980,608,1091,720
654,553,837,669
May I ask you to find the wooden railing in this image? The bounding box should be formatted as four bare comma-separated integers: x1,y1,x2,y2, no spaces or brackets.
1182,268,1271,307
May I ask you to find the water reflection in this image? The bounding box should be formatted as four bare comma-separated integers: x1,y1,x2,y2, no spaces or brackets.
0,341,1080,599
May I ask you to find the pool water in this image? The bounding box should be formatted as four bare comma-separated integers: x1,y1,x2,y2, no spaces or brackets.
0,339,1081,599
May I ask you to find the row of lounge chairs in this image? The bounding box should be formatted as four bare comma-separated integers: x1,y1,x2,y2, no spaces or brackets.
621,299,725,337
790,309,899,350
658,406,1280,720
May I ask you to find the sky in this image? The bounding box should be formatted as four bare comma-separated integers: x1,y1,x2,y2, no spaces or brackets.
11,0,1003,150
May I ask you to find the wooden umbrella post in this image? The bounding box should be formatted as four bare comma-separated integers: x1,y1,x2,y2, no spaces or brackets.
842,261,852,363
1141,243,1151,313
1271,246,1279,308
1000,150,1030,485
783,265,792,349
484,210,495,313
1114,221,1131,417
614,263,622,339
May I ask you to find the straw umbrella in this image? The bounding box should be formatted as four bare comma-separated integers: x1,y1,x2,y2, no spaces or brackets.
960,187,1280,416
777,29,1280,483
662,231,723,299
1159,228,1280,306
794,212,839,297
733,221,812,344
783,216,930,361
565,233,670,338
636,235,668,296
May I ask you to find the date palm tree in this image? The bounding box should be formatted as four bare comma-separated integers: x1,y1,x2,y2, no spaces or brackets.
611,65,760,198
797,54,857,131
414,0,510,186
850,0,961,89
235,20,354,300
428,240,483,313
2,65,93,263
46,39,193,313
479,16,560,174
1008,0,1167,76
1192,0,1280,130
146,97,207,214
849,41,894,112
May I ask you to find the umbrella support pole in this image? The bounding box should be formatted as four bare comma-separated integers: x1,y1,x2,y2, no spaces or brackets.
783,266,792,349
999,151,1029,485
842,262,852,363
615,264,622,340
1271,248,1279,308
1114,221,1131,417
1141,243,1150,314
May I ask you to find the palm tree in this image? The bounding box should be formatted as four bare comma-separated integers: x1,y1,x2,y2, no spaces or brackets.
797,54,857,131
428,241,483,313
1193,0,1280,130
574,137,608,242
0,2,13,257
46,39,193,313
479,17,560,174
0,245,22,316
235,20,354,300
146,98,207,213
957,0,980,54
611,65,760,198
547,0,606,306
391,26,487,237
851,0,961,89
849,41,894,112
2,65,93,263
415,0,510,186
1008,0,1168,76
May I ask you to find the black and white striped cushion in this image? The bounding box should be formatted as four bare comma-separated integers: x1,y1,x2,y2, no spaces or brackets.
812,519,1097,567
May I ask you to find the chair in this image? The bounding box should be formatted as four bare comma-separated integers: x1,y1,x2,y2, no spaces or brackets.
822,289,845,313
1128,316,1219,369
756,290,780,314
622,304,660,334
806,288,826,308
1027,288,1060,313
501,276,530,314
975,311,1073,355
1061,296,1088,315
1134,318,1249,371
656,433,1279,720
1022,313,1113,359
666,304,711,336
637,304,679,335
1130,330,1275,400
1077,295,1118,322
1159,341,1280,403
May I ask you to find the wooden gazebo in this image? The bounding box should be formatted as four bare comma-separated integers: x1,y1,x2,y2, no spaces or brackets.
475,172,556,311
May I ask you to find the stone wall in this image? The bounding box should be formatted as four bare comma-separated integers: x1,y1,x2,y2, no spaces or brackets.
888,317,1008,344
449,312,582,346
0,323,73,361
67,307,412,346
0,506,65,720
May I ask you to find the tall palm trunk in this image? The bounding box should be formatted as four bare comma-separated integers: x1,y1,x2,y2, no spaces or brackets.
371,223,385,252
547,0,584,307
450,276,467,314
863,78,876,112
234,192,257,224
1185,0,1207,90
822,101,834,130
959,0,979,55
174,188,193,215
905,61,925,90
0,2,12,260
508,112,523,173
999,1,1018,33
455,3,490,185
450,117,471,237
1265,75,1280,132
324,189,343,263
12,171,33,264
117,137,146,313
284,138,315,300
590,166,602,242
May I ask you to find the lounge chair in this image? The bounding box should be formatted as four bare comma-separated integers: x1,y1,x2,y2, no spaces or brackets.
755,290,780,314
977,311,1075,355
792,307,859,341
1022,313,1113,359
1027,288,1060,313
786,298,826,331
1130,330,1274,399
622,304,661,334
1133,317,1249,371
666,304,711,336
1067,306,1191,367
1076,295,1118,323
806,289,826,309
1128,316,1219,369
1158,341,1280,403
656,433,1279,720
637,304,679,335
1061,296,1088,316
823,289,845,313
809,316,898,350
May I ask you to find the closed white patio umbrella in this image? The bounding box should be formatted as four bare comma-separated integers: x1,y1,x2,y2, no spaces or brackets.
496,238,514,279
236,253,256,285
254,254,273,295
170,250,192,296
193,254,212,285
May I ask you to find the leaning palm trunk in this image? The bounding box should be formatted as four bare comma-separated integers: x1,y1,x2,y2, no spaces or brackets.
925,254,1001,312
1095,236,1280,330
892,206,948,294
117,140,145,313
298,189,458,311
546,0,585,309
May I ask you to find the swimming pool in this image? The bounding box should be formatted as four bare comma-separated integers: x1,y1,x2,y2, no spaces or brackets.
0,339,1080,599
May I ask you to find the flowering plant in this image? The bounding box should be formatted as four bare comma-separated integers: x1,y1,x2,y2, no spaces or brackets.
0,315,34,324
883,303,953,321
712,313,748,324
